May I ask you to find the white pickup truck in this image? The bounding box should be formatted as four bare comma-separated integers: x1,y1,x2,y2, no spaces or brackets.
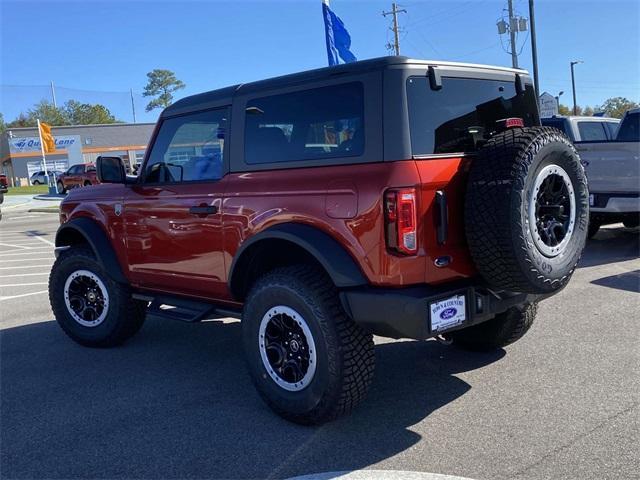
543,111,639,238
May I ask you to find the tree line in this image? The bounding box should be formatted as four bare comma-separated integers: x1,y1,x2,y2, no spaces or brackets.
557,97,638,118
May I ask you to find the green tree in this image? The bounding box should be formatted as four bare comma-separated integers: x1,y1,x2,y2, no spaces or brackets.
27,100,68,126
0,113,5,133
6,113,33,128
558,104,571,116
63,100,118,125
597,97,640,118
143,69,186,112
582,106,594,116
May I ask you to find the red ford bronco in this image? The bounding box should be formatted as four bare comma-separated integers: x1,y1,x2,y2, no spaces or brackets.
49,57,588,424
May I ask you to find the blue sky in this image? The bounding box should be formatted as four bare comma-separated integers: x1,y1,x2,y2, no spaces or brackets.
1,0,639,123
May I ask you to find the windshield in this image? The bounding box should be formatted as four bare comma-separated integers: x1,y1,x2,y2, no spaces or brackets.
407,76,539,155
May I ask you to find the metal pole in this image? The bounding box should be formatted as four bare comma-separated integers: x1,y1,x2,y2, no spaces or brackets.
508,0,518,68
392,3,400,55
571,62,577,115
130,89,137,123
528,0,539,99
50,81,57,108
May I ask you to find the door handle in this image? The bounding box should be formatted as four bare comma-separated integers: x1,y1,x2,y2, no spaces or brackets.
189,204,218,216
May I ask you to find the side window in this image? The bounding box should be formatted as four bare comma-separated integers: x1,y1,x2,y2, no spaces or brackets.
68,166,79,174
78,165,86,174
244,82,364,164
142,109,227,183
577,122,607,141
605,122,619,140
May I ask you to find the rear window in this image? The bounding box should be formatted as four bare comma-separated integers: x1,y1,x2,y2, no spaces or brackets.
407,76,539,155
244,82,364,164
616,112,640,142
541,118,569,136
577,122,608,141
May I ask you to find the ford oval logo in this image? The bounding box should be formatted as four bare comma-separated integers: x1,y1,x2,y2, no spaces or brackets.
440,307,457,320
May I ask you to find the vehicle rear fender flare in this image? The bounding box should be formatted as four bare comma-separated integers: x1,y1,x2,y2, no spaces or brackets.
228,223,368,300
55,217,128,284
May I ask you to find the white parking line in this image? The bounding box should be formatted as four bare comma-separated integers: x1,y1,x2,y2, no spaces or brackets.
0,282,49,287
0,290,48,301
0,264,53,270
0,248,52,257
1,272,50,277
1,257,54,263
5,215,43,220
0,242,30,250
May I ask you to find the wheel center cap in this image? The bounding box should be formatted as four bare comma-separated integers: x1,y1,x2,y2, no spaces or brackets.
289,339,300,353
87,291,97,302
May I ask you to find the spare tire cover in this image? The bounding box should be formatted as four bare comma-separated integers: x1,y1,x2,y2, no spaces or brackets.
465,126,589,294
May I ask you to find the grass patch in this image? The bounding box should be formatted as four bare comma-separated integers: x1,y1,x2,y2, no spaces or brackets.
5,185,49,195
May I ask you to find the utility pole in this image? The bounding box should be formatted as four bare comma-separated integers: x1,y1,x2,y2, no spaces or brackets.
528,0,540,100
507,0,518,68
130,89,137,123
382,3,406,56
50,81,57,108
571,60,583,115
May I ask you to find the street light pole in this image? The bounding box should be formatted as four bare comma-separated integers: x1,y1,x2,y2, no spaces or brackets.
570,60,583,115
556,90,564,114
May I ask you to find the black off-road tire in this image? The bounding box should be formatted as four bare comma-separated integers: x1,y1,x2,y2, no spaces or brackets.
49,245,146,347
466,127,589,294
447,303,537,351
242,265,375,425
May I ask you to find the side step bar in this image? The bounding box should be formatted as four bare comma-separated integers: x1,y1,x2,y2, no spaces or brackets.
133,293,241,323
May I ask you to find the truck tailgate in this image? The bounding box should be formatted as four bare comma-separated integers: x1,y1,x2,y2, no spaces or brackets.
577,141,640,193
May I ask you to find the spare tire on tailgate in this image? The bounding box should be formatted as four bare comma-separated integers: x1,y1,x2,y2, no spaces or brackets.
465,126,588,294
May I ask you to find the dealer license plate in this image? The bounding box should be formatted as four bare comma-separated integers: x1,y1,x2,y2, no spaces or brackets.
430,294,466,332
589,194,595,207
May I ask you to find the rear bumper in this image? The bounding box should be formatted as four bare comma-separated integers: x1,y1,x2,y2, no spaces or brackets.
340,282,546,340
590,192,640,213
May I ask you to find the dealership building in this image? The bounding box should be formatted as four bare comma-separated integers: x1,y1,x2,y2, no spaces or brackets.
0,123,155,186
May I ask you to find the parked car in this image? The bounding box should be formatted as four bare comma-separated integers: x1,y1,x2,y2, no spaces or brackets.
30,170,64,186
0,173,8,193
49,56,589,424
568,109,639,237
541,115,620,142
56,163,98,193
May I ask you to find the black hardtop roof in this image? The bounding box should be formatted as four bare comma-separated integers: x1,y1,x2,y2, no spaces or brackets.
163,56,527,117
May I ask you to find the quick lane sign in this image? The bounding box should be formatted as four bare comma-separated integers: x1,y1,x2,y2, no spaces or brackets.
9,136,79,154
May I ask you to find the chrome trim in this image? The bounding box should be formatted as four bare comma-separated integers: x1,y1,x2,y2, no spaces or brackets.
412,153,476,160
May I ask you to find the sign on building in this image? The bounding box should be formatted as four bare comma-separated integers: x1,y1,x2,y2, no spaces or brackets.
9,135,80,154
539,92,558,118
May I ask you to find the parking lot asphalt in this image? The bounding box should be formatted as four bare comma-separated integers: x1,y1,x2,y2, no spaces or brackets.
1,207,638,480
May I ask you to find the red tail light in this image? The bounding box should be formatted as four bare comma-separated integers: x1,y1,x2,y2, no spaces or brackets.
384,188,418,255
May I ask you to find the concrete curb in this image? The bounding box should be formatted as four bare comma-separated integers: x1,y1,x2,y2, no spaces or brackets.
33,194,65,201
28,207,60,214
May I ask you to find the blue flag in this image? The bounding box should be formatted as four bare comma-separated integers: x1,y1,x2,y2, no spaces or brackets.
322,1,357,66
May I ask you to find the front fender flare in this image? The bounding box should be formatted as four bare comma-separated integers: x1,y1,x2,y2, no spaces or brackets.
55,217,128,284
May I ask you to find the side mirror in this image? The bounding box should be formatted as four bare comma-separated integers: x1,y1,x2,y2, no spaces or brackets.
96,156,126,184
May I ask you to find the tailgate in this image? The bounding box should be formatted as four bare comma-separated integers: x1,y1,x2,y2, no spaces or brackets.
415,157,476,284
577,142,640,193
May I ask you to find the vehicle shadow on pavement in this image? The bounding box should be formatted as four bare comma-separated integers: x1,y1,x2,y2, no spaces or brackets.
590,269,640,293
579,227,640,268
1,318,504,480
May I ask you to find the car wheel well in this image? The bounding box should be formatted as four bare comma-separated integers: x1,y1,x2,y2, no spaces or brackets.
56,227,90,248
232,239,328,301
